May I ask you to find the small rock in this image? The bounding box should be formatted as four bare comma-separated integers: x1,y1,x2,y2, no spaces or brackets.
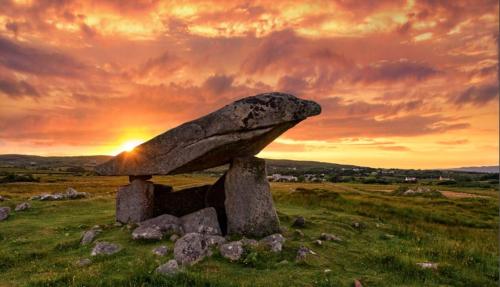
174,233,211,266
132,225,163,241
180,207,221,235
15,202,31,211
382,233,395,240
170,234,180,242
417,262,438,269
66,187,87,199
239,237,258,248
314,239,322,246
295,246,314,262
260,233,285,252
354,279,363,287
352,222,365,229
152,246,168,256
294,229,304,237
114,221,123,227
205,235,226,247
277,260,289,266
0,207,11,221
324,269,331,273
219,241,244,261
292,216,306,228
91,242,122,256
75,258,92,267
81,229,101,245
320,233,342,242
156,259,180,276
126,223,137,230
138,214,182,235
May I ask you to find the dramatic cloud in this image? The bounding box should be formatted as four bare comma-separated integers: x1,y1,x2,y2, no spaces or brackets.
0,0,497,168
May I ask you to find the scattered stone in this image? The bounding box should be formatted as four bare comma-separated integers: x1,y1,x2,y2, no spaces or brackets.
0,207,11,221
75,258,92,267
219,241,244,261
91,242,122,256
417,262,438,269
276,260,289,266
293,229,304,237
174,233,211,266
152,246,168,256
320,233,342,242
260,233,285,252
324,269,331,273
30,188,87,201
156,259,180,276
116,179,155,223
15,202,31,211
205,235,226,247
403,186,432,195
95,93,321,176
354,279,363,287
295,246,314,262
65,187,87,199
225,157,280,237
180,207,221,235
170,234,180,242
314,240,323,246
136,214,182,237
132,225,163,241
239,237,258,248
382,233,395,240
292,216,306,228
114,221,123,227
81,229,102,245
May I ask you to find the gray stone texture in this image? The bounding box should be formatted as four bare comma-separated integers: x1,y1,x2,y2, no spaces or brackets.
116,179,155,223
225,156,280,237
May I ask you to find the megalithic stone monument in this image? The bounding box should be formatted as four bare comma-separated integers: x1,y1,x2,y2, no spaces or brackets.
95,92,321,237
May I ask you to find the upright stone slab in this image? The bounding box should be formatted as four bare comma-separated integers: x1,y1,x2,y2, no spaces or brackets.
116,179,155,223
224,156,280,237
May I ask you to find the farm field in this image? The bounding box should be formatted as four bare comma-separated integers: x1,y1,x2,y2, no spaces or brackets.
0,173,498,287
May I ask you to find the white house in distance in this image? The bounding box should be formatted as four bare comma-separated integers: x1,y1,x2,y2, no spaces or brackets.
404,177,417,182
268,174,298,182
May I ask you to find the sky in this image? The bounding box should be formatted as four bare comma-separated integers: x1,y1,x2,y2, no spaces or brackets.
0,0,498,169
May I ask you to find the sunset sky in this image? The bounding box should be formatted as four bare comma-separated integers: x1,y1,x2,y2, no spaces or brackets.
0,0,498,169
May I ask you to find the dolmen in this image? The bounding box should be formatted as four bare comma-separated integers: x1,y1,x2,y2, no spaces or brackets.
96,92,321,237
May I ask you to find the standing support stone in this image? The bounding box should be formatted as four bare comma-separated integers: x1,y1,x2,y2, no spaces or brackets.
224,156,280,237
116,179,154,223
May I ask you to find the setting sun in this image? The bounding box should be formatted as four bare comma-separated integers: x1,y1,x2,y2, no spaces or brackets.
117,140,144,154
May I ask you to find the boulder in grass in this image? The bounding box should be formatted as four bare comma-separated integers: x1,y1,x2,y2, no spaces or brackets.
259,233,285,252
320,233,342,242
156,259,180,276
417,262,438,269
81,228,102,245
219,241,244,261
205,235,226,247
152,246,168,256
91,242,122,256
292,216,306,228
0,207,10,221
173,233,211,266
132,225,163,241
180,207,221,235
295,246,315,262
15,202,30,211
65,187,87,199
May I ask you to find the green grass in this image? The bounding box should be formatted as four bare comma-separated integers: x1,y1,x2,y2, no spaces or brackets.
0,173,498,286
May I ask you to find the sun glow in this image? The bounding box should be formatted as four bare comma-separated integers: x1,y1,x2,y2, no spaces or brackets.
117,139,143,154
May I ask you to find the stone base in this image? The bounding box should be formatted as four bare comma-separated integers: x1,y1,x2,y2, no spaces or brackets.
116,179,155,223
224,156,280,237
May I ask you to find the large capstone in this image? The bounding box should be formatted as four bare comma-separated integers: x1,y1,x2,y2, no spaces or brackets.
116,179,155,223
225,156,280,237
95,93,321,176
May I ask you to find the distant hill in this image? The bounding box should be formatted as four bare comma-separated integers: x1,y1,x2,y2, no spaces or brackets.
0,154,111,169
0,154,363,172
448,166,499,174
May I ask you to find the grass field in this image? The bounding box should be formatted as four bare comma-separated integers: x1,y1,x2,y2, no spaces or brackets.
0,173,498,287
